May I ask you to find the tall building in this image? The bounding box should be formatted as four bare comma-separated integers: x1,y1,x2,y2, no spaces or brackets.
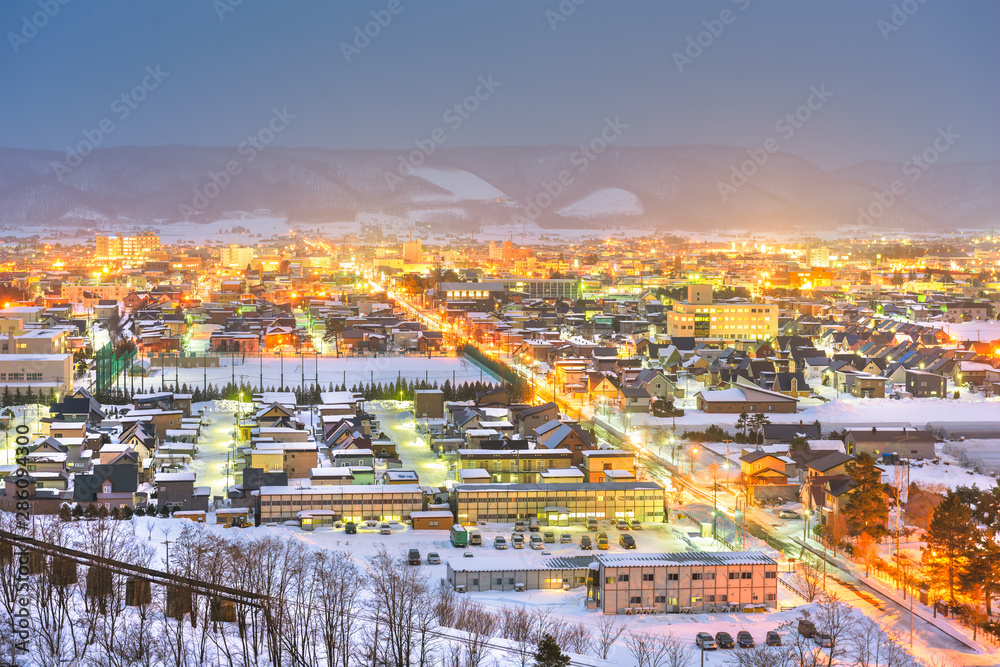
95,232,160,260
808,247,830,268
220,245,255,269
402,239,422,263
666,284,777,340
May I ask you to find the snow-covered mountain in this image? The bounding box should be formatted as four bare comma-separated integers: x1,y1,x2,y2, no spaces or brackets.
0,145,996,231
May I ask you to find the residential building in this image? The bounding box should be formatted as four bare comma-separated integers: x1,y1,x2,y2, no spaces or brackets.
452,481,665,524
666,285,777,340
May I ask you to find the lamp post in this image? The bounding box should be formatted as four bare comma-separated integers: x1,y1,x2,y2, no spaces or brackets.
803,510,810,544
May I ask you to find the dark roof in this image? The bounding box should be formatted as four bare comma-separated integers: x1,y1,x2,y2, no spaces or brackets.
72,463,139,502
808,452,854,472
847,428,935,443
762,423,821,441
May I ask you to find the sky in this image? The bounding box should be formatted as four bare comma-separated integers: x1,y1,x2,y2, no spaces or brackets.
1,0,998,170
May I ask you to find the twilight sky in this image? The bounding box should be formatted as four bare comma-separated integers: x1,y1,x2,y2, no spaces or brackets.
1,0,997,170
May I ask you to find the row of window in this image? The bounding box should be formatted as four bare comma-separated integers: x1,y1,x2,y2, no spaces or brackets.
609,570,774,584
0,372,47,381
460,492,661,501
627,593,776,605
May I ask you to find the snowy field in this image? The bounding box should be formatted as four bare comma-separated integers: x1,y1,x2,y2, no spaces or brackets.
925,320,1000,343
144,353,500,391
632,394,1000,430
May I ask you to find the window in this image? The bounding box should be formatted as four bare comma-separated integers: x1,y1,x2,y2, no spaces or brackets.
765,594,776,601
642,574,654,582
605,576,616,584
692,573,703,580
668,597,678,605
495,578,502,585
668,573,679,581
654,595,666,604
707,595,715,603
719,595,727,602
471,578,478,585
618,574,629,582
629,596,642,604
692,596,702,604
741,572,752,579
765,571,776,579
729,572,738,580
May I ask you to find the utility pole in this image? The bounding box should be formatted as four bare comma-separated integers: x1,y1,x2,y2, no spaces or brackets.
163,538,172,571
724,438,732,492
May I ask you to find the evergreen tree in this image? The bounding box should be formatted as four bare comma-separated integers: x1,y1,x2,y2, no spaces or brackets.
58,503,72,522
926,491,973,603
533,634,570,667
71,504,84,520
960,527,1000,615
13,387,22,406
842,452,889,539
1,386,10,407
24,386,35,406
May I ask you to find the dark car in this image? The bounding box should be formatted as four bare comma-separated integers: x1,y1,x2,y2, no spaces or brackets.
765,631,782,647
737,631,754,648
715,632,735,649
407,549,421,565
619,534,636,549
344,521,357,535
580,535,592,550
797,620,816,638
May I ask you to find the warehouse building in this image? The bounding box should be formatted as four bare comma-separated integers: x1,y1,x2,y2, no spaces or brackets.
257,484,422,523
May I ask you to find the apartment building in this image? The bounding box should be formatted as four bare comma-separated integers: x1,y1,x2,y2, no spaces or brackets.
2,329,70,355
594,551,778,614
258,484,423,523
666,284,777,340
453,481,665,524
96,232,160,260
580,450,637,483
0,353,73,394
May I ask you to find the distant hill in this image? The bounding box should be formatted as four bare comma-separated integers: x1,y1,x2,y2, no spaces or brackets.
0,145,996,231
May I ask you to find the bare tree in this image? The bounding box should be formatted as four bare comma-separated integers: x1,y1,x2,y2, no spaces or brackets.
365,547,438,667
796,557,824,602
732,645,794,667
625,631,677,667
856,532,879,577
814,594,854,667
593,615,626,659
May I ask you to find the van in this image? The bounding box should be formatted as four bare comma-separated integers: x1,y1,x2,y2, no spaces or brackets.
529,534,544,550
514,521,526,532
511,534,525,549
494,536,507,550
797,620,816,638
380,523,392,535
543,531,555,543
596,532,609,550
467,527,482,546
344,522,357,535
813,632,833,648
587,517,598,531
528,518,540,532
407,549,421,565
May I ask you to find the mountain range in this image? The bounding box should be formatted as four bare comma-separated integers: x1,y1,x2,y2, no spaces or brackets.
0,145,996,232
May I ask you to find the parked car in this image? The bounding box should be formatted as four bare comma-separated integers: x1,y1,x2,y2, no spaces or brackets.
529,534,544,550
736,631,754,648
463,551,474,558
514,521,526,532
380,523,392,535
715,632,735,649
543,531,556,543
765,631,782,646
778,510,801,519
629,519,642,530
797,620,816,638
494,536,507,550
587,517,598,531
695,633,717,650
616,520,629,530
619,534,636,549
560,533,572,544
580,535,592,550
596,532,609,550
813,632,833,648
344,521,357,535
407,549,421,565
427,552,441,564
511,534,525,549
528,518,540,532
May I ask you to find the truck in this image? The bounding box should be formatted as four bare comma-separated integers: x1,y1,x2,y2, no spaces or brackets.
450,524,468,547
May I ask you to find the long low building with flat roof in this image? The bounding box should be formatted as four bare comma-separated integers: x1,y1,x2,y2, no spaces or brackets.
453,481,665,524
258,484,422,523
445,550,778,615
595,551,778,614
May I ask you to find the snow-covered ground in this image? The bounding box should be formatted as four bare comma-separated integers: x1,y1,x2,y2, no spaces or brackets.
925,320,1000,343
629,394,1000,430
145,353,500,391
411,167,507,202
556,187,645,219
